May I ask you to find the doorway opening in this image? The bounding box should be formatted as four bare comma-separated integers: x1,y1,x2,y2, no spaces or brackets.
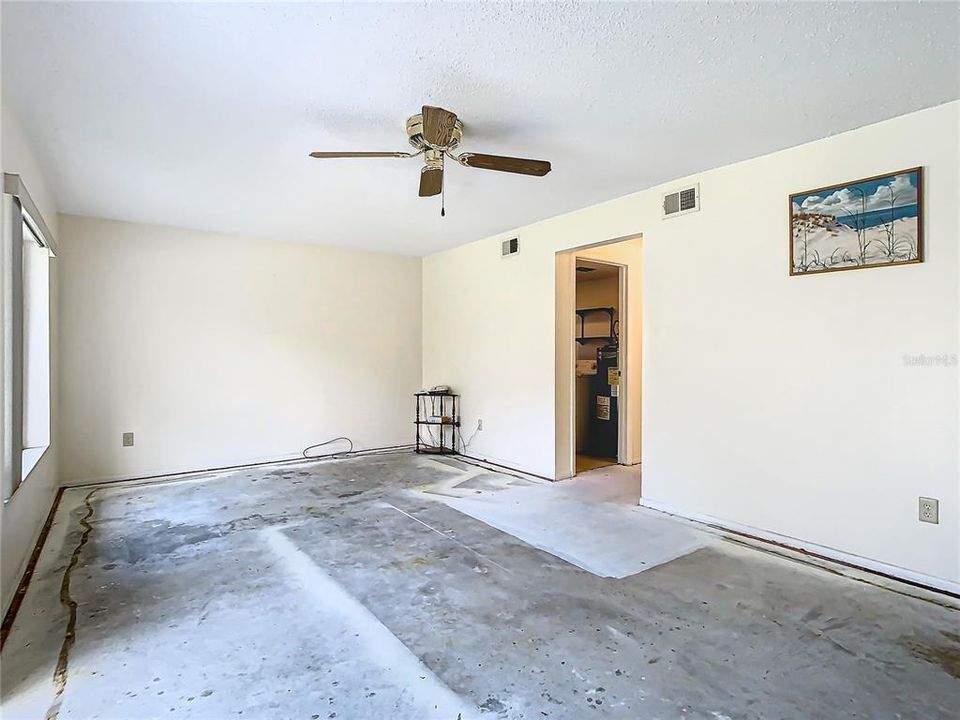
554,234,642,482
574,260,621,473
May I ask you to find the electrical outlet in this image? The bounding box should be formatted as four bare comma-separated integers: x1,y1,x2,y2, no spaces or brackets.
919,497,939,524
122,432,135,447
477,419,483,431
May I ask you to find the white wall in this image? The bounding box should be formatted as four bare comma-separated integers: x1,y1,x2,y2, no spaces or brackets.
1,106,61,614
58,216,422,484
423,102,959,585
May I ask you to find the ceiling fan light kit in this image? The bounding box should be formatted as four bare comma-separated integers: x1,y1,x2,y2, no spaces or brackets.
310,105,551,212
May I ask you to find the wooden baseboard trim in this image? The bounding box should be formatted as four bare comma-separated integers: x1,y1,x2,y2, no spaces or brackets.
1,486,65,649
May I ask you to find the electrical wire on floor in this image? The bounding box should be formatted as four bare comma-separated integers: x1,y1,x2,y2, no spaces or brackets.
302,436,353,458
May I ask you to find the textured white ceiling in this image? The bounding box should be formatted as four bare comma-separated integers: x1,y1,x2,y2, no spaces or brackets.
4,2,958,255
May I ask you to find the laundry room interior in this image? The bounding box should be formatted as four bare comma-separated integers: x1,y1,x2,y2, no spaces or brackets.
575,259,622,472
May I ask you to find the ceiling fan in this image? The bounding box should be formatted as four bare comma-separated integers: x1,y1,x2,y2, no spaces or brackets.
309,106,551,207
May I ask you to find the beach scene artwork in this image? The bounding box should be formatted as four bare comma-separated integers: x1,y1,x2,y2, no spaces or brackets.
790,168,922,275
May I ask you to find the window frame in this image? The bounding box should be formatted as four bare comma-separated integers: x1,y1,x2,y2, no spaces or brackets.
2,174,57,500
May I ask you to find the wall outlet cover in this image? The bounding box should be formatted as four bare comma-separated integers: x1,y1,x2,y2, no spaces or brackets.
918,497,939,524
122,432,135,447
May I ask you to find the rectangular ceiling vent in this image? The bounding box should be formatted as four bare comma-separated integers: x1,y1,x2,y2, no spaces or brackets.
662,183,700,219
501,237,519,257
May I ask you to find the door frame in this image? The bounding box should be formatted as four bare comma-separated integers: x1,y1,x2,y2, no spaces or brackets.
555,234,642,480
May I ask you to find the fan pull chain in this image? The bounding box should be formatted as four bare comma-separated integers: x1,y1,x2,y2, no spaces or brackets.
441,180,446,217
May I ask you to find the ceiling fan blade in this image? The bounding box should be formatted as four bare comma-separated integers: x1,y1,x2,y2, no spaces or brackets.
456,152,551,176
422,106,458,147
419,165,443,197
309,151,412,158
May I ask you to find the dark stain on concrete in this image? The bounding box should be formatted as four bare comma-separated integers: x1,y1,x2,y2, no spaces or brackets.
479,696,505,713
89,513,280,565
904,631,960,679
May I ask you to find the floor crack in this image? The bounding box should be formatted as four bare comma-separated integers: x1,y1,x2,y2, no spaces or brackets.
44,488,99,720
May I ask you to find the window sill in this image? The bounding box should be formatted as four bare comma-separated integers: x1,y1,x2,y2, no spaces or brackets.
3,446,50,504
21,445,50,482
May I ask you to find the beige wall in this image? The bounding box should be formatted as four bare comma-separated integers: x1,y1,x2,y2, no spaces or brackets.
1,106,61,614
423,102,960,587
57,215,423,484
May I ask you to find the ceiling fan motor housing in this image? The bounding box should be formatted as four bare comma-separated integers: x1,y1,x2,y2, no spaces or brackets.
423,148,444,170
406,113,463,151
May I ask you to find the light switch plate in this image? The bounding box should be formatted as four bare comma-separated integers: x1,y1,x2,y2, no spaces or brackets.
122,432,134,447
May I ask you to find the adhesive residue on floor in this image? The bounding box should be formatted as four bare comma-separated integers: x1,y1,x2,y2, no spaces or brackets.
4,454,957,720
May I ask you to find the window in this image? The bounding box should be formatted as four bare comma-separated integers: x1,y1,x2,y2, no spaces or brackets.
3,174,56,499
20,220,51,481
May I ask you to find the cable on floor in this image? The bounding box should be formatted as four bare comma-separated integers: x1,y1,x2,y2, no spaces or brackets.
302,437,354,458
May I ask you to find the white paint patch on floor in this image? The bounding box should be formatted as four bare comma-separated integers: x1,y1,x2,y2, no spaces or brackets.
425,465,712,578
263,527,479,720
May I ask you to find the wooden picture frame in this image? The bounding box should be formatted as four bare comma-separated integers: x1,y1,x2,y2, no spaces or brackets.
789,167,923,276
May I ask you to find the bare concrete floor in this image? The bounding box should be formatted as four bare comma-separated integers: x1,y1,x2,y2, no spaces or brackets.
2,454,957,719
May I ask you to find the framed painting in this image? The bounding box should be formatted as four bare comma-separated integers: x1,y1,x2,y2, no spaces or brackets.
790,167,923,275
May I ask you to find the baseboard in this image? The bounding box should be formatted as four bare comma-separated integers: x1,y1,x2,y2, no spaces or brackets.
638,498,960,599
59,451,310,488
1,487,64,648
458,454,554,482
60,444,416,490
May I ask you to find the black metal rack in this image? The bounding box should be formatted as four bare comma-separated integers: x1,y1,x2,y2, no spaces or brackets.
415,391,460,455
576,307,617,345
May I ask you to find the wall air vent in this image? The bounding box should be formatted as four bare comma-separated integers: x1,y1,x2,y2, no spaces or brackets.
501,237,519,257
662,183,700,219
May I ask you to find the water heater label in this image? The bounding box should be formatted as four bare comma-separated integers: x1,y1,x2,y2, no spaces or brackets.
607,367,620,386
596,395,611,420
